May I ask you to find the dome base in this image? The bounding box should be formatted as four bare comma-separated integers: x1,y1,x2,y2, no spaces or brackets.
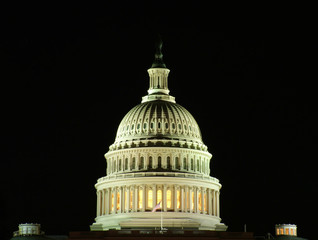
90,212,227,231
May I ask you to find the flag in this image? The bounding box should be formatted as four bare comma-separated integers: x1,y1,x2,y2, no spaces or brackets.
152,201,161,212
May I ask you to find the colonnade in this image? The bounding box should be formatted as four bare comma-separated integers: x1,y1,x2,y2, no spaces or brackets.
96,184,220,218
107,154,210,175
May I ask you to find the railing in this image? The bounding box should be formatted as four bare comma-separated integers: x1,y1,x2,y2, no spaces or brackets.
97,172,219,184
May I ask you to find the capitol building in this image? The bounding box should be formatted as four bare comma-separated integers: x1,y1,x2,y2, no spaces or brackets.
90,38,227,232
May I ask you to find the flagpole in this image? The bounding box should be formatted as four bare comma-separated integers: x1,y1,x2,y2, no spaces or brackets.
160,206,163,230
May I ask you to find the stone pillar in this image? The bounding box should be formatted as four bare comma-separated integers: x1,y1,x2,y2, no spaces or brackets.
189,187,193,213
142,185,146,212
134,185,138,211
153,184,157,208
208,189,212,215
96,191,100,217
201,187,205,214
217,191,220,217
101,189,105,215
196,187,200,213
181,186,185,212
174,185,177,212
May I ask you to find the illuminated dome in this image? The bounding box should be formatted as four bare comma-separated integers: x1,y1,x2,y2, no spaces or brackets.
113,100,205,150
91,37,227,231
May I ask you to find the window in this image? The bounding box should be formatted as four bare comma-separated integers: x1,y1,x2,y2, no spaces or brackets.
125,158,128,170
191,192,194,211
197,160,200,172
137,123,140,129
151,122,154,129
204,193,207,212
167,156,170,168
132,157,136,169
117,192,120,210
111,193,114,212
129,191,133,209
157,189,162,204
280,228,284,235
119,159,122,171
143,123,147,129
175,157,180,169
158,122,161,129
183,158,187,169
138,188,143,209
165,122,169,129
149,156,153,169
172,123,175,129
191,159,194,170
276,228,280,236
167,190,172,208
177,190,181,209
148,190,153,208
285,228,289,235
140,157,144,169
291,229,294,236
158,156,161,168
198,192,202,211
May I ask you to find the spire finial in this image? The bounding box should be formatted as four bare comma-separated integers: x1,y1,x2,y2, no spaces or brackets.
151,34,166,68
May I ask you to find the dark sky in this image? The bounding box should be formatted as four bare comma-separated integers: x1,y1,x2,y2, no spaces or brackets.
1,3,317,240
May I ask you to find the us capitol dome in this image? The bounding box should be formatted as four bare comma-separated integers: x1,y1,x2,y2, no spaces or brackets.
90,38,228,231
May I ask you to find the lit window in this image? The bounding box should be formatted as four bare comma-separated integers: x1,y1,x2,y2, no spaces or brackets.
177,190,181,209
285,228,289,235
167,190,172,208
148,190,153,208
291,229,294,235
157,189,162,204
129,191,133,209
186,191,189,210
276,228,280,235
280,228,284,235
125,191,128,211
138,189,143,209
117,192,120,210
198,192,202,211
191,192,194,211
204,193,207,212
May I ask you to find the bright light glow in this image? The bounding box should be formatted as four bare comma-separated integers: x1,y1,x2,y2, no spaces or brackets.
117,192,120,210
157,189,162,204
167,190,172,208
198,192,202,211
285,228,289,235
125,191,128,211
204,193,207,212
129,191,133,209
280,229,283,235
191,192,194,211
111,193,114,212
177,190,181,209
148,189,153,208
138,189,143,209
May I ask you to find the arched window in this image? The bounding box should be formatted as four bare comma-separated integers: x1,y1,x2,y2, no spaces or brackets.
167,156,170,169
175,157,180,169
132,157,136,170
125,158,128,170
149,156,153,169
140,157,144,169
158,156,162,168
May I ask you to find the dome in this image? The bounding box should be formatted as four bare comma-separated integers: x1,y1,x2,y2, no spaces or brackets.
114,100,203,145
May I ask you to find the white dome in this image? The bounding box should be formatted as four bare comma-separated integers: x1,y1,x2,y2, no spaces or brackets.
115,100,203,145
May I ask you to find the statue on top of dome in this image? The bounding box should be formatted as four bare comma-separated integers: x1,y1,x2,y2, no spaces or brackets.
151,34,166,68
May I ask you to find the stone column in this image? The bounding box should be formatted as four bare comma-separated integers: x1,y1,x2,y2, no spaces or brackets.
217,191,220,217
189,187,193,213
96,191,101,217
208,189,212,215
174,185,178,212
142,185,146,212
202,187,205,214
153,184,157,208
134,185,138,211
181,186,185,212
101,189,105,215
196,187,200,213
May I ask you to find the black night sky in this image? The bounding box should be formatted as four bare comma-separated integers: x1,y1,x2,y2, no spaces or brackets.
1,3,317,240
